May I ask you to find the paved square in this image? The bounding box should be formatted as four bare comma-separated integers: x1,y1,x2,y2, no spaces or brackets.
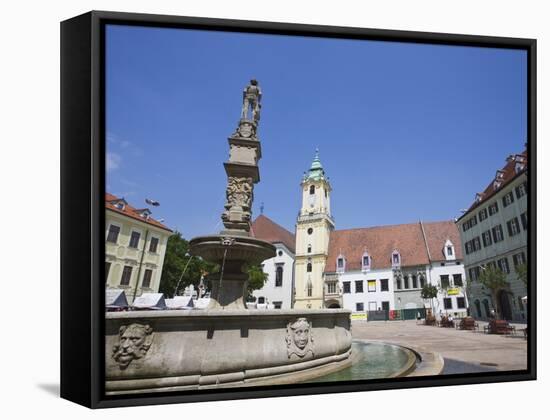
351,320,527,373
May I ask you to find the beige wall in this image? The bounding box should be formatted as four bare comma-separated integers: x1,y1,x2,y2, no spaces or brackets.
105,210,171,303
294,179,334,309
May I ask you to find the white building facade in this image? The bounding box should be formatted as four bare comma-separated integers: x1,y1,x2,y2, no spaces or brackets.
325,221,467,319
251,215,296,309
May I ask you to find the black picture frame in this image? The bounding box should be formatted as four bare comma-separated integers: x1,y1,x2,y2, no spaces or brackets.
60,10,536,409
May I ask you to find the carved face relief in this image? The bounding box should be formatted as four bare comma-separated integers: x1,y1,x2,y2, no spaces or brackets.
238,122,254,138
112,323,153,369
286,318,314,358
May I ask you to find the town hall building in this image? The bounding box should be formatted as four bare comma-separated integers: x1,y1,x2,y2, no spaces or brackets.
253,151,469,318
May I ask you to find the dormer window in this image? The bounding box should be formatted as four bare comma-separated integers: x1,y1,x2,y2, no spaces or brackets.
515,162,525,174
444,239,456,261
391,250,401,267
475,193,483,203
493,180,502,190
361,252,371,271
110,198,128,211
336,255,345,273
135,208,152,220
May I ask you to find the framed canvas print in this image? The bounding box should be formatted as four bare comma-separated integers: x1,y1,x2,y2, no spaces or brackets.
60,10,536,408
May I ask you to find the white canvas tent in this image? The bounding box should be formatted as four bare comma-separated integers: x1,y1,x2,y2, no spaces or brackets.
165,295,194,310
105,288,129,311
132,293,166,310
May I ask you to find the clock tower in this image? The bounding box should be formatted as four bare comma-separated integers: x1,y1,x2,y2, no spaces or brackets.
294,150,335,309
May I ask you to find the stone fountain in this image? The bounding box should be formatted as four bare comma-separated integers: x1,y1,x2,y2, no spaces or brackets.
105,81,352,394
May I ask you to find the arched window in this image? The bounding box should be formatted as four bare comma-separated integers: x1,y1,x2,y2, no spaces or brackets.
307,278,313,297
275,265,283,287
412,275,418,288
307,244,312,253
309,185,315,195
419,275,425,288
307,262,312,272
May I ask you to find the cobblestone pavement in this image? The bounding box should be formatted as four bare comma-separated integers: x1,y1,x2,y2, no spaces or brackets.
351,320,528,372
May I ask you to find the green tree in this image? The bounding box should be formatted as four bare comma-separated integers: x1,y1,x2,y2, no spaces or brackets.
245,264,268,298
421,284,438,312
516,263,528,287
159,231,215,297
478,265,508,320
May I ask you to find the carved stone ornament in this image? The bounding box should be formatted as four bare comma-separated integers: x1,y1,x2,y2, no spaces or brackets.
237,121,254,138
225,176,254,210
112,323,154,369
286,318,314,358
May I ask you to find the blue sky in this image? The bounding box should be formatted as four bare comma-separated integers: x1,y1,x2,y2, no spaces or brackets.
106,24,526,238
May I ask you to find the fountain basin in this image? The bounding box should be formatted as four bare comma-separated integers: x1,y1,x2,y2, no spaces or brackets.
189,235,276,266
105,309,352,395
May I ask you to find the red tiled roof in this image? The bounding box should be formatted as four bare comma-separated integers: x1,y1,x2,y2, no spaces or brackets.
464,150,528,215
422,220,463,261
251,215,295,253
105,193,172,232
325,220,462,272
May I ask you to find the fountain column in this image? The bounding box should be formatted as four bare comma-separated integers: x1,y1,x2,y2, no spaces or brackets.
189,80,275,309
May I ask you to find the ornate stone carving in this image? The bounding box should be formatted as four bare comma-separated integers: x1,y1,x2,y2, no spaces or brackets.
224,176,254,215
237,121,255,138
112,323,154,369
286,318,314,358
241,79,262,121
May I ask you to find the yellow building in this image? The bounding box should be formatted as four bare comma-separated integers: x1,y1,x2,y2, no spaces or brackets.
294,151,334,309
105,193,172,303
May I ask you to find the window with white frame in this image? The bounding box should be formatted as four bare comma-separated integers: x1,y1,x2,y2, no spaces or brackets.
107,224,121,243
515,182,527,199
502,191,515,207
492,224,504,242
361,252,371,271
342,281,351,294
367,280,376,292
506,217,521,237
488,202,499,215
497,257,510,274
336,255,345,273
444,240,455,260
129,231,141,248
142,269,153,288
149,237,159,253
391,250,401,267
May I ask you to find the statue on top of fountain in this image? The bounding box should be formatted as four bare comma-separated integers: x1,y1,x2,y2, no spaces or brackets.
241,79,262,122
222,80,264,235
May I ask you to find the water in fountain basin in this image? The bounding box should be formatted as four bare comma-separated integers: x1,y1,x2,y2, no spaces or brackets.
305,341,417,383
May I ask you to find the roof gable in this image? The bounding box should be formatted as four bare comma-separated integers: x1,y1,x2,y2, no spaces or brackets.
251,215,295,253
